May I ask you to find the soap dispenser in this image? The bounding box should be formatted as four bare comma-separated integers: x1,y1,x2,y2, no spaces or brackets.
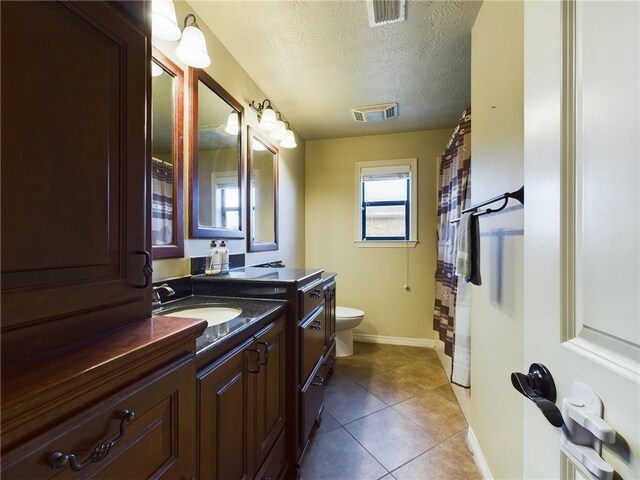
205,240,221,275
220,240,229,273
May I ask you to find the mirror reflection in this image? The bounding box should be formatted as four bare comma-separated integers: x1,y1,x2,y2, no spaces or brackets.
189,70,243,239
248,128,278,252
151,50,184,259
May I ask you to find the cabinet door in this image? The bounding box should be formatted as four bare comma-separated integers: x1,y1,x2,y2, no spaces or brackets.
254,316,286,470
0,1,151,360
199,338,253,480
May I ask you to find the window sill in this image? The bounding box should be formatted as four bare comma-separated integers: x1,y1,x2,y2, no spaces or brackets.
354,240,418,248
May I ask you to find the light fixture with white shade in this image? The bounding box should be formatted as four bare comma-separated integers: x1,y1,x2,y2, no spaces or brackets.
280,126,297,149
225,111,239,135
152,0,181,41
252,139,268,151
269,119,287,141
249,99,277,131
249,99,297,149
175,14,211,69
151,61,164,77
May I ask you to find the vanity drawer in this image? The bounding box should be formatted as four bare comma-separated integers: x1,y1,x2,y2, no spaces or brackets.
319,339,336,384
299,279,324,320
299,306,325,383
1,355,196,479
300,360,325,447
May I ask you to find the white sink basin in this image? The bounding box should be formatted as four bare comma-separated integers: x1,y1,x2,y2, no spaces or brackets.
164,307,242,326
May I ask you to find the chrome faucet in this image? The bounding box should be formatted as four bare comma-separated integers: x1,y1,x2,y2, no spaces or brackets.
152,283,175,307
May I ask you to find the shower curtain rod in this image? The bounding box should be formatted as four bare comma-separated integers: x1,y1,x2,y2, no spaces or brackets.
450,186,524,224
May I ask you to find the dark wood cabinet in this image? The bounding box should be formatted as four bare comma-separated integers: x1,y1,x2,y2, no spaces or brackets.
192,270,337,472
198,316,286,480
254,317,287,471
2,354,196,480
0,3,205,478
0,0,151,362
1,316,205,479
198,337,253,480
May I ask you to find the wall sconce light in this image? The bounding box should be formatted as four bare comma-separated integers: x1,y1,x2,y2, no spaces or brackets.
225,111,239,135
270,116,287,142
151,61,164,77
252,138,268,151
250,99,297,149
152,1,211,69
280,124,297,149
175,14,211,68
151,0,182,41
250,99,277,131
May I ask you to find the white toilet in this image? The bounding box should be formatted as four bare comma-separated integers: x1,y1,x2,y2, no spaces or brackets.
335,306,365,357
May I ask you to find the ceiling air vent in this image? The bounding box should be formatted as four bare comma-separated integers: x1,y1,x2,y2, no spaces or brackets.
366,0,406,27
351,102,398,123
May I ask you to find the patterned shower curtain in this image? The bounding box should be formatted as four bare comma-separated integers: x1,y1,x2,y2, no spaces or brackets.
151,157,174,245
433,108,471,386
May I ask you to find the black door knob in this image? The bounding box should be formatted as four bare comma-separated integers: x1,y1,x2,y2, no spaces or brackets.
511,363,564,427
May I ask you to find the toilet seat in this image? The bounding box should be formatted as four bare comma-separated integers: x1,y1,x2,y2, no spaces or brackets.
336,306,364,320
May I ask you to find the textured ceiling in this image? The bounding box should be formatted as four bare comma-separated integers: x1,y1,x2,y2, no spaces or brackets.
189,0,482,141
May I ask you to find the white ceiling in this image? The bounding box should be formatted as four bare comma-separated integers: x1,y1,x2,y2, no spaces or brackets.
189,0,482,141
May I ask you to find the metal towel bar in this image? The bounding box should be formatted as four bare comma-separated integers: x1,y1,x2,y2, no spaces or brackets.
450,185,524,224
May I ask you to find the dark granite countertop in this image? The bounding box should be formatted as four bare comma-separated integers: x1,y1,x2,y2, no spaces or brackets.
192,266,324,284
153,295,286,357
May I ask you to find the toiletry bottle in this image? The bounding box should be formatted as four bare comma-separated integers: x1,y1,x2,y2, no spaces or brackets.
220,240,229,273
205,240,221,275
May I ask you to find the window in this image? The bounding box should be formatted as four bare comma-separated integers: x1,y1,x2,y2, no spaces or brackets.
355,158,418,247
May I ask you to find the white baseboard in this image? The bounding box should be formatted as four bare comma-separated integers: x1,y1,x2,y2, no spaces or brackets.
466,425,493,479
352,333,436,349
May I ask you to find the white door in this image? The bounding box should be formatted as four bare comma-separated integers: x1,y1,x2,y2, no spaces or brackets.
524,1,639,479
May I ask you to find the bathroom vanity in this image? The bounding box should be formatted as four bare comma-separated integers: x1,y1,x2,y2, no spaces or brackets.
156,295,288,479
192,267,337,467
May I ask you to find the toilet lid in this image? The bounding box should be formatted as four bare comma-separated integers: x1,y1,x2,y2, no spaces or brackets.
336,306,364,319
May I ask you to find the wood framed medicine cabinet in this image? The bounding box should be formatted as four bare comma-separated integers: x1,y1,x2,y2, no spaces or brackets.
247,127,279,252
189,69,244,239
151,48,184,259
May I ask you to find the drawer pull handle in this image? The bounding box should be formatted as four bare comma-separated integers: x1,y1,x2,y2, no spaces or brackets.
312,375,324,387
310,289,322,298
247,348,261,374
311,320,322,330
257,341,269,366
135,251,153,289
48,409,135,472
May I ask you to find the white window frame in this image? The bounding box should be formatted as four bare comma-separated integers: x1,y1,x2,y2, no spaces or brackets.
354,158,418,248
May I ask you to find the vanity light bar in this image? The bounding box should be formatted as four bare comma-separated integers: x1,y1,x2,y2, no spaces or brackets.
249,99,297,149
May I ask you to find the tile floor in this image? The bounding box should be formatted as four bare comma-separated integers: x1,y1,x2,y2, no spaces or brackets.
300,342,481,480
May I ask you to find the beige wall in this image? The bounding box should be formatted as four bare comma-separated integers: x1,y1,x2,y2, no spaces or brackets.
305,129,452,341
152,0,306,281
442,1,525,478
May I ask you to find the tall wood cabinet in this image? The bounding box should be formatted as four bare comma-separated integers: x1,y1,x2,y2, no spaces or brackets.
1,0,151,361
1,2,205,478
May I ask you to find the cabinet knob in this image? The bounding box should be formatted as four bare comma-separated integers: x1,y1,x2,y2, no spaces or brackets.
310,289,322,298
311,375,324,387
311,320,322,330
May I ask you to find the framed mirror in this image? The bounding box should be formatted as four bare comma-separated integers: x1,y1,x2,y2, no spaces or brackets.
247,127,279,252
189,69,244,239
151,48,184,259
